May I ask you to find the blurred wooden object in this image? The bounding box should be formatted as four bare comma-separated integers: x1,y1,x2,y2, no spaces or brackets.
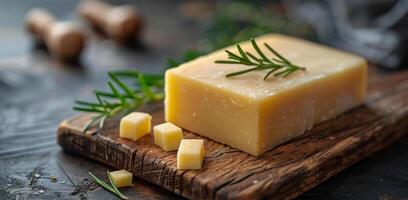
25,8,85,61
78,0,144,44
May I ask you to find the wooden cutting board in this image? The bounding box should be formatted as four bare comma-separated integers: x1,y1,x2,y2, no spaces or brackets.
57,68,408,200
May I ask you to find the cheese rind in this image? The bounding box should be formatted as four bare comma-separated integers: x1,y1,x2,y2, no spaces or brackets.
120,112,151,141
165,34,367,156
177,139,205,170
154,122,183,151
109,169,133,187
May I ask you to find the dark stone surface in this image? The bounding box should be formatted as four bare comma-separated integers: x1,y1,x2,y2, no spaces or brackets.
0,0,407,199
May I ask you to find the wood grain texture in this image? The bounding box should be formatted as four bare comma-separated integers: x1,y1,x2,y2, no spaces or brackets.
57,69,408,200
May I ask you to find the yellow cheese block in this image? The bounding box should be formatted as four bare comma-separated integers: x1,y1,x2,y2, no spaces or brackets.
153,122,183,151
109,169,133,187
120,112,151,141
177,139,205,170
165,34,367,156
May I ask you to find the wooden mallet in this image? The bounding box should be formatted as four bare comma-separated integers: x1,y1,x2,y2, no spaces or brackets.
25,8,85,61
77,0,143,44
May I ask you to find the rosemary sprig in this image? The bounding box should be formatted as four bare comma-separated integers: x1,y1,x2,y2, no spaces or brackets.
88,172,129,200
73,70,165,133
215,38,306,80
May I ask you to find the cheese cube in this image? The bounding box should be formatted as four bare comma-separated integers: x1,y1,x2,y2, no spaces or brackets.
165,34,367,156
177,139,205,170
154,122,183,151
109,169,133,187
120,112,151,141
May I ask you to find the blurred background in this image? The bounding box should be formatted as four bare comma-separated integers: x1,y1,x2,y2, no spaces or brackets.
0,0,407,68
0,0,407,199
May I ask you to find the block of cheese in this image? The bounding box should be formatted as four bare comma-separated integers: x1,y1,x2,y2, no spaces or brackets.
165,34,367,156
120,112,151,141
154,122,183,151
177,139,205,170
109,169,133,187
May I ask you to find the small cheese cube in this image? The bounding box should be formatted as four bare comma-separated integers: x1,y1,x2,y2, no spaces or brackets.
154,122,183,151
109,169,133,188
177,139,205,170
120,112,151,141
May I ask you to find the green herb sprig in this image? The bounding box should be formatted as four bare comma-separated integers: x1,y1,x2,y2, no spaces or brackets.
88,171,129,200
215,38,305,80
73,70,165,133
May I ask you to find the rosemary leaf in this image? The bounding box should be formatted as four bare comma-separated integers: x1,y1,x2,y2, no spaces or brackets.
96,90,137,99
263,67,282,80
72,106,105,113
108,81,128,107
225,50,242,61
245,51,261,63
108,72,138,100
95,92,107,114
74,100,107,108
250,38,270,62
274,69,290,77
237,44,249,61
264,42,290,63
137,74,155,100
110,70,139,77
214,60,241,64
